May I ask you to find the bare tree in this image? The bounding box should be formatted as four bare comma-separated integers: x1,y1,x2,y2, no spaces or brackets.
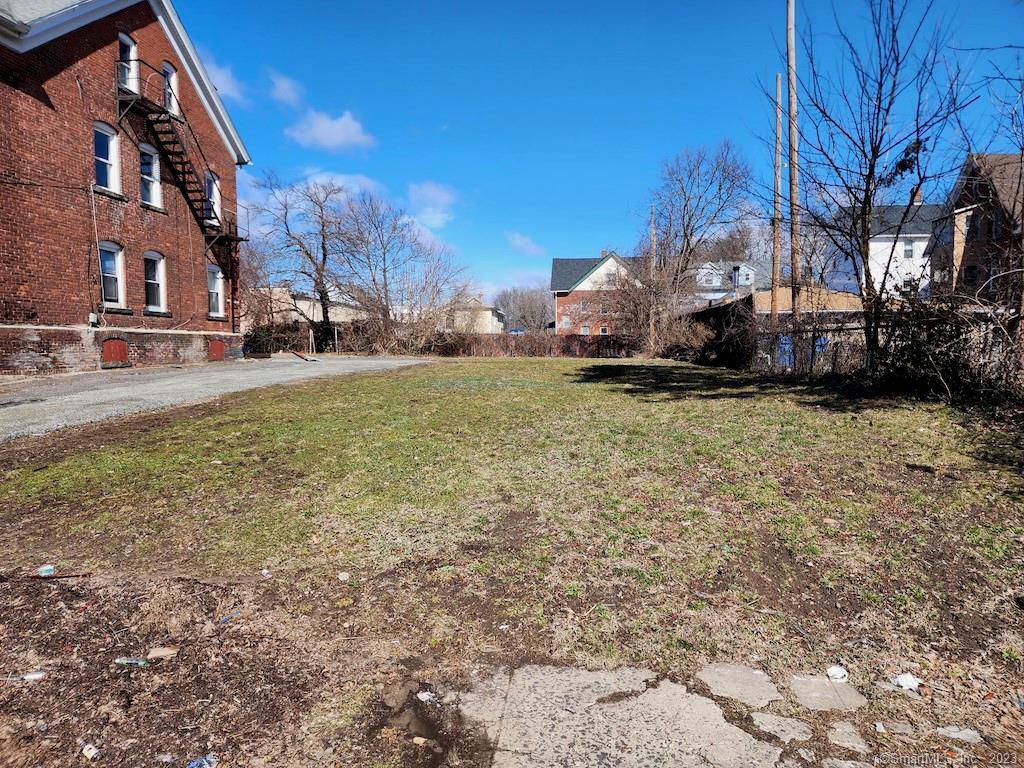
615,141,751,355
333,191,467,352
236,238,275,329
492,286,553,332
652,141,753,288
795,0,973,373
253,175,347,349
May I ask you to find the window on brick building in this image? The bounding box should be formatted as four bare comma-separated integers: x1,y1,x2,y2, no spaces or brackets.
144,252,165,312
162,61,179,115
93,123,120,193
599,326,609,335
207,265,225,317
117,34,138,93
139,144,160,207
580,325,590,336
98,242,124,308
204,171,221,222
561,314,570,328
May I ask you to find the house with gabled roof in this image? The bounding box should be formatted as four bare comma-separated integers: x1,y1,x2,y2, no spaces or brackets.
867,192,943,296
549,250,635,336
1,0,250,373
928,153,1023,310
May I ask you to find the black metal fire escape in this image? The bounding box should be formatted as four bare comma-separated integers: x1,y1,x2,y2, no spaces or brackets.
115,59,246,328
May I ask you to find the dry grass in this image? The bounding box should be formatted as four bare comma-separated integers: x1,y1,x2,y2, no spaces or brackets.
1,358,1022,765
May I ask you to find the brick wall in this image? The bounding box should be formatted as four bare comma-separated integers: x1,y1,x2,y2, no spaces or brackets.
554,290,619,336
0,325,241,375
0,1,242,373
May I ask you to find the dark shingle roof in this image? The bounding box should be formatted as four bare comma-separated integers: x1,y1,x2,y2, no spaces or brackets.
973,153,1024,216
549,257,605,291
870,204,943,237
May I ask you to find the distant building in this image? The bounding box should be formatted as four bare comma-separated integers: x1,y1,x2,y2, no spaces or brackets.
445,296,506,334
868,193,943,296
549,251,632,336
929,153,1023,309
687,259,773,308
243,285,365,332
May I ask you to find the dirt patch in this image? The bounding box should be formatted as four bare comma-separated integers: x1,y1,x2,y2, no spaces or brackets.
0,573,315,767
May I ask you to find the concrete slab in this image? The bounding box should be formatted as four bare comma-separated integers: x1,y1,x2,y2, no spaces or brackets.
828,721,870,754
750,712,812,743
696,663,783,708
790,675,868,712
936,726,982,744
0,355,421,440
459,665,781,767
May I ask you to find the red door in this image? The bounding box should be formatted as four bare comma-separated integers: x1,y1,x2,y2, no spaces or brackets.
101,338,129,368
207,339,225,361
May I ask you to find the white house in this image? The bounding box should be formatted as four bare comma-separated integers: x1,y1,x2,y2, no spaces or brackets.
867,199,943,295
446,296,506,334
685,260,773,309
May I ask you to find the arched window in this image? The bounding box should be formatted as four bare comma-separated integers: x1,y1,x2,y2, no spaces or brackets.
98,241,125,308
93,122,120,193
143,251,166,312
162,61,179,114
117,34,138,93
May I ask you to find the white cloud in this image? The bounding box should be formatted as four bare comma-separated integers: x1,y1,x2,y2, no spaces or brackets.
408,181,457,229
269,71,303,106
303,167,382,195
199,48,246,104
285,109,375,151
505,231,545,256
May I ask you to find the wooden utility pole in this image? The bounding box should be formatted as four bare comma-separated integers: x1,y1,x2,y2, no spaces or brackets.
786,0,802,323
648,204,657,355
771,72,782,327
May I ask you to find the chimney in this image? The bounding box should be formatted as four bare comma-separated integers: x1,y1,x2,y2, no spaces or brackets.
600,249,608,258
910,186,922,206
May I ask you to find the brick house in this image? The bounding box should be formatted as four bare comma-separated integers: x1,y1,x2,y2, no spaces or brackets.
0,0,251,374
929,153,1023,312
550,251,633,336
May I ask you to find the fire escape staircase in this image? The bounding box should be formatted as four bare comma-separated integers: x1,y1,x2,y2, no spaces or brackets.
115,60,244,257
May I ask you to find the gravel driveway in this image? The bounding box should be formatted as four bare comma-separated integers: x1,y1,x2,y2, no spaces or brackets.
0,355,421,441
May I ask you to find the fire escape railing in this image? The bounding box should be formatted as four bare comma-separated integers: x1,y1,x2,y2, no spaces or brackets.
114,58,248,246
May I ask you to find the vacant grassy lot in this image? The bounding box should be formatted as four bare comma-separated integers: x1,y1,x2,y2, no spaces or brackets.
1,358,1022,765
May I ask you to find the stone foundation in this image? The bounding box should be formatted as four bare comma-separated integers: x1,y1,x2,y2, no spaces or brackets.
0,325,242,375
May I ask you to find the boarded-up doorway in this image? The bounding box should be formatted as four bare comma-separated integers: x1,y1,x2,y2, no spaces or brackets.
100,338,129,369
207,339,226,361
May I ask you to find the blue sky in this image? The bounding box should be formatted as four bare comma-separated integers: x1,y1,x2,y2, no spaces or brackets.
179,0,1020,297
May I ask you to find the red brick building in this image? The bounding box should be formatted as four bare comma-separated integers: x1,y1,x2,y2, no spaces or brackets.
550,251,633,336
0,0,251,374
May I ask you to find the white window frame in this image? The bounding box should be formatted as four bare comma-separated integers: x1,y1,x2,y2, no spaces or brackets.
93,123,120,194
207,264,225,317
580,325,590,336
143,251,166,312
599,326,609,335
98,241,125,308
139,143,161,207
117,33,138,93
162,61,179,115
204,171,221,222
903,240,914,260
561,314,570,329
